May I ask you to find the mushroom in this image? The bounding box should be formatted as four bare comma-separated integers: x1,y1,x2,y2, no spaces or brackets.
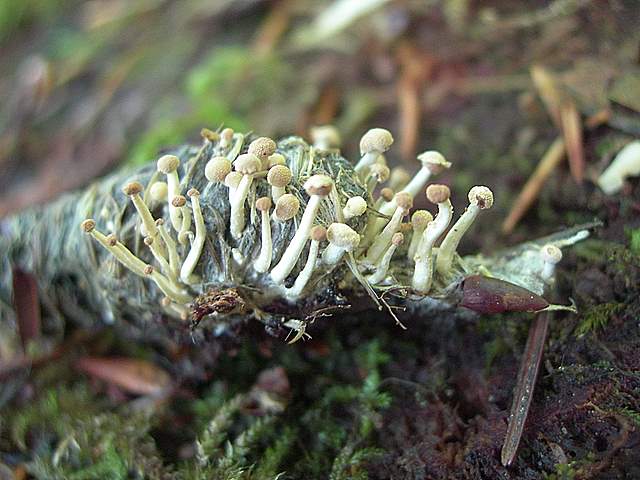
200,127,219,143
355,128,394,175
143,265,191,304
156,218,180,280
597,140,640,195
248,136,277,170
322,223,361,265
224,171,243,203
368,232,403,284
205,156,232,184
436,186,494,276
273,193,300,222
365,164,390,194
148,181,168,205
254,196,273,273
343,196,368,220
180,188,206,284
286,225,326,298
412,184,453,293
270,174,333,283
407,210,433,260
157,154,182,232
268,153,286,168
540,244,562,283
220,127,234,148
364,192,412,264
310,125,341,150
230,153,262,238
172,195,192,245
267,165,292,203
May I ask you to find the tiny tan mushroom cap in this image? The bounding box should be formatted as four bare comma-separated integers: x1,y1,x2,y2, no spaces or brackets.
81,219,96,233
248,137,277,160
360,128,394,155
311,225,327,242
326,223,360,251
224,171,243,189
268,153,286,167
310,125,341,148
187,188,200,197
541,244,562,264
256,196,272,211
394,192,413,213
149,181,168,202
274,194,300,221
205,156,232,183
380,187,395,202
144,236,154,246
235,153,262,174
201,128,219,142
468,186,494,209
172,195,187,207
344,196,368,217
144,264,154,275
157,155,180,174
106,234,118,246
369,164,390,183
304,174,333,197
221,127,234,142
267,165,292,188
122,181,144,196
411,210,433,229
426,184,451,204
417,151,451,172
392,232,405,246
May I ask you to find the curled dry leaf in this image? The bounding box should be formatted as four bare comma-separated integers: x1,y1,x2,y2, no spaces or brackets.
76,357,171,396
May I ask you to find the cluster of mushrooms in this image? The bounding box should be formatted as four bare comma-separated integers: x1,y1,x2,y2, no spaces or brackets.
80,125,564,321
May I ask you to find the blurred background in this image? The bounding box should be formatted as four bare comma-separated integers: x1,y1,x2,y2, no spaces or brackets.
1,1,640,478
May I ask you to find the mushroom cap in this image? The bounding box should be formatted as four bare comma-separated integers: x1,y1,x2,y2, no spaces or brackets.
187,188,200,197
369,164,390,182
248,137,277,160
172,195,186,207
268,153,286,167
267,165,293,188
224,171,243,189
304,174,333,197
311,225,327,242
274,194,300,221
157,154,180,174
234,153,262,174
310,125,341,148
541,244,562,264
144,236,154,246
391,232,405,246
344,196,368,217
149,181,168,202
205,156,232,183
326,223,360,251
122,181,143,196
417,151,451,171
380,187,395,202
394,192,413,213
256,196,272,212
426,184,451,204
200,128,219,142
81,219,96,232
359,128,394,154
220,127,234,142
411,210,433,229
143,264,154,275
468,186,494,209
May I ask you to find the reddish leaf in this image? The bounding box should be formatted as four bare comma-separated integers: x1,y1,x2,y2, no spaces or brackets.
76,357,171,396
461,275,549,314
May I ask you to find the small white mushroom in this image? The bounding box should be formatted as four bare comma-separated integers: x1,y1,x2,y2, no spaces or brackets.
156,218,180,280
364,192,412,264
172,195,192,245
365,164,390,194
355,128,394,175
270,174,333,283
180,188,206,284
597,140,640,195
157,154,182,232
248,136,277,170
343,196,368,220
322,223,361,265
254,196,273,273
368,232,404,284
407,210,433,260
224,171,243,203
286,225,326,298
436,186,494,276
81,220,145,275
273,193,300,222
268,153,286,168
148,181,168,205
540,244,562,283
310,125,341,150
412,184,453,293
267,165,292,203
205,156,232,184
230,153,262,238
220,127,234,148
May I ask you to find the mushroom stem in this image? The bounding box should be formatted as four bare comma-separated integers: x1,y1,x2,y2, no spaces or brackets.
157,155,182,232
230,174,253,238
322,223,360,265
368,233,403,284
540,244,562,283
144,265,192,304
254,197,273,273
180,189,206,284
123,182,167,260
364,192,412,265
285,226,326,298
407,210,432,260
156,219,180,280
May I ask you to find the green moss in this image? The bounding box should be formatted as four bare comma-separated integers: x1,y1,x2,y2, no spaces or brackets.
575,303,623,338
